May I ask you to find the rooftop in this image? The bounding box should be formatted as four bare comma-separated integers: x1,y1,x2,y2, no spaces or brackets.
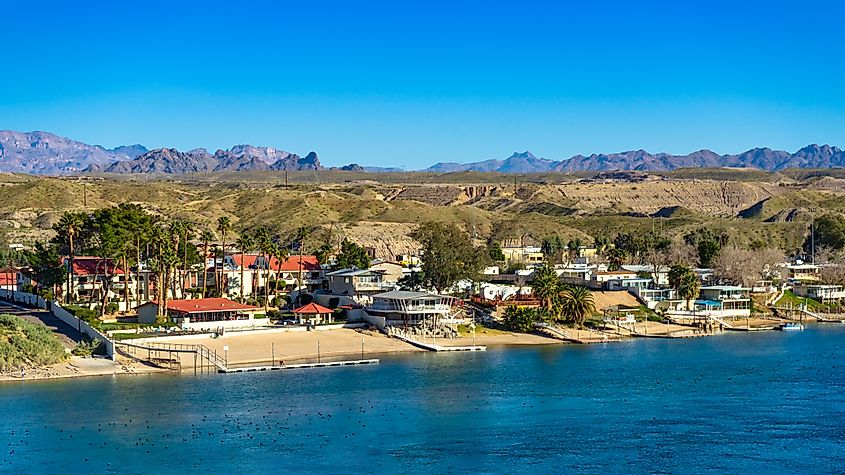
293,302,334,314
159,298,260,314
373,290,446,300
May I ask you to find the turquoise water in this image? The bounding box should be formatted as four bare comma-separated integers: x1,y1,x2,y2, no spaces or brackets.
2,327,845,474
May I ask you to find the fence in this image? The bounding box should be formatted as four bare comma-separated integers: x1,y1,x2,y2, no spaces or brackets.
0,289,47,309
50,302,116,360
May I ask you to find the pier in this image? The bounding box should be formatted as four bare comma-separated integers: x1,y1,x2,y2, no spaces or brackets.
223,359,380,373
115,340,381,373
388,331,487,352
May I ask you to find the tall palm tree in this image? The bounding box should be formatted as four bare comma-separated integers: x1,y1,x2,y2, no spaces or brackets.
678,270,701,311
253,226,273,312
55,211,85,304
531,263,560,319
559,285,596,328
169,220,189,299
272,242,290,304
200,229,214,298
235,230,255,302
216,216,232,297
295,227,310,295
607,248,626,271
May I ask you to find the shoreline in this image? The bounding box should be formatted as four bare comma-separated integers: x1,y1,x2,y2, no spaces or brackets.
2,322,829,383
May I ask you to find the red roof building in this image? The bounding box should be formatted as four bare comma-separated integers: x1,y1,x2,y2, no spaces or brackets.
293,301,335,325
137,297,266,329
67,256,126,276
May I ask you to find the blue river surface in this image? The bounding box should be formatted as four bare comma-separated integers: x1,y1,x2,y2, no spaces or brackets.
2,326,845,474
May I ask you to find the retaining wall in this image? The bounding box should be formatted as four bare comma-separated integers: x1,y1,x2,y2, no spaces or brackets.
51,303,116,360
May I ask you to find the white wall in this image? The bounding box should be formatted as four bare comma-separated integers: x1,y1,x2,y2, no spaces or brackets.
180,317,271,332
51,302,116,360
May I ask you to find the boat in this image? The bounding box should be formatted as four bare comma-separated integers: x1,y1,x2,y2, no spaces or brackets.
780,323,805,331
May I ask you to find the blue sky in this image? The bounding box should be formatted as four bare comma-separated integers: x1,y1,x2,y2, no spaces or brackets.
2,0,844,168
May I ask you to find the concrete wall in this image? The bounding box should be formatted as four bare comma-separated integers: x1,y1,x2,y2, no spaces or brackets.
180,317,272,332
363,313,386,330
51,302,116,360
0,289,47,309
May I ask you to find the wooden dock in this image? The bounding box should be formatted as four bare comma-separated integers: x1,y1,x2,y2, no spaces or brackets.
223,359,380,373
390,333,487,352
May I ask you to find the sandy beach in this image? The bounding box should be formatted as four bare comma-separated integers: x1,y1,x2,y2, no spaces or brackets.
165,328,425,367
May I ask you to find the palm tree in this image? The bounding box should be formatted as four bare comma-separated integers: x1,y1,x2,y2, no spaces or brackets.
607,248,626,271
200,229,214,298
559,285,596,327
295,227,310,295
678,270,701,311
272,242,290,304
531,263,560,319
253,226,273,312
216,216,232,297
55,211,86,304
235,230,255,302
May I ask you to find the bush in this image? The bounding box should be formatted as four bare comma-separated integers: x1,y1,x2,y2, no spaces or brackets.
72,338,105,357
105,302,119,314
0,313,68,371
503,306,540,333
328,297,340,309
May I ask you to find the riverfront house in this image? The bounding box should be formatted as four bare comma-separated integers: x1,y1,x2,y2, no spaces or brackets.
665,285,752,320
137,297,268,331
365,290,458,327
326,268,396,303
792,284,845,303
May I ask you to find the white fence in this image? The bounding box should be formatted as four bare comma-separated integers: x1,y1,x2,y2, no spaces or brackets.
50,302,116,360
0,289,47,309
0,290,115,360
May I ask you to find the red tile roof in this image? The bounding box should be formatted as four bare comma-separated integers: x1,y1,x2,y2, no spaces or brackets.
270,255,321,272
293,302,334,314
230,254,260,268
68,257,125,276
229,254,320,272
0,270,17,287
165,298,260,314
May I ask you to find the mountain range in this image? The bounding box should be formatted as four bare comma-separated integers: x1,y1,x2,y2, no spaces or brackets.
2,130,845,175
0,131,321,175
427,146,845,173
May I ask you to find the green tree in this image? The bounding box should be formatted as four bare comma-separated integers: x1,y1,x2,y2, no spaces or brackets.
503,306,539,333
606,248,626,271
216,216,232,295
684,228,728,268
335,239,371,270
541,236,566,263
676,267,701,310
200,229,215,298
235,230,255,302
25,242,65,298
314,243,333,265
558,285,595,327
531,263,561,318
53,211,86,304
487,241,505,262
412,222,488,293
807,214,845,254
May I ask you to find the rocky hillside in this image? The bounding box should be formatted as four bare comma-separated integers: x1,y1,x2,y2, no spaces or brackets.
0,130,146,174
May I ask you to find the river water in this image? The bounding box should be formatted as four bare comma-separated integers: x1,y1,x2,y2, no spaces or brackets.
2,326,844,474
